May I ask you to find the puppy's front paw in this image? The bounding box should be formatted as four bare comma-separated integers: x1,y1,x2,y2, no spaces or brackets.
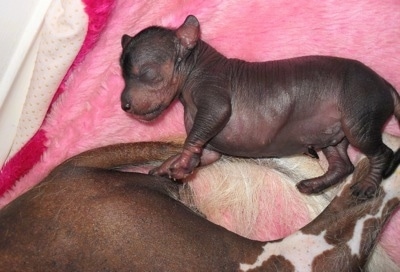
168,153,200,180
149,152,200,180
149,154,180,178
149,166,169,177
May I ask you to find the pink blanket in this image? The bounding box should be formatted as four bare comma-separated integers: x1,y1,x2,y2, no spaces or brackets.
1,0,400,267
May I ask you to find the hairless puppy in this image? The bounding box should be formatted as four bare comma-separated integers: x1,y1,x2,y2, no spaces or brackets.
0,142,399,271
120,15,400,198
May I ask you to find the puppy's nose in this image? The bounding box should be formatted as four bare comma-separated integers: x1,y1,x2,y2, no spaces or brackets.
122,102,131,112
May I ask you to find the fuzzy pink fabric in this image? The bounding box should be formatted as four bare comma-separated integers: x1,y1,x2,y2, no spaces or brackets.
1,0,400,264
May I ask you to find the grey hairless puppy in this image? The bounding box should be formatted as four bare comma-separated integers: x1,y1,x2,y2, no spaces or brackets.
120,15,400,198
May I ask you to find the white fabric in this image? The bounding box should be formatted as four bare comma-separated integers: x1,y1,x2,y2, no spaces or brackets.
0,0,88,166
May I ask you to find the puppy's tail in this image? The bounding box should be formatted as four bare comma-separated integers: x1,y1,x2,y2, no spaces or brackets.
61,141,182,170
383,83,400,178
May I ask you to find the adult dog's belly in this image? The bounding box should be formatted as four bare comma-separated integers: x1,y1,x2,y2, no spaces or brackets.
209,112,345,158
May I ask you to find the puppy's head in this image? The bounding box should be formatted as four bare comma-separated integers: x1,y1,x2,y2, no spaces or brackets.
120,15,200,122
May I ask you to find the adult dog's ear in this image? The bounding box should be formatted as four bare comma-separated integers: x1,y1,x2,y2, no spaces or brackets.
121,34,132,48
176,15,200,50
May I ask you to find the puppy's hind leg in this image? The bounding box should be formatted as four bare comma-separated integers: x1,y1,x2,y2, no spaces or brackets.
351,139,394,199
296,138,354,194
383,149,400,178
345,113,394,198
344,77,399,198
382,85,400,178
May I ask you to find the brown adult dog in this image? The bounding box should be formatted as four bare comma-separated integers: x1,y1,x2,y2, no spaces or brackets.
0,142,399,271
120,15,400,198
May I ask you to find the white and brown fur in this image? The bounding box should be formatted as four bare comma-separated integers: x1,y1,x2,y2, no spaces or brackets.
239,156,400,271
0,139,399,271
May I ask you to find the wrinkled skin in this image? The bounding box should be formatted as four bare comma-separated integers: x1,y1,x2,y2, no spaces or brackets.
120,15,400,198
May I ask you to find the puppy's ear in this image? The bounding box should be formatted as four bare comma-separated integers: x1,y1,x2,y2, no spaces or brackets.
176,15,200,50
121,34,132,48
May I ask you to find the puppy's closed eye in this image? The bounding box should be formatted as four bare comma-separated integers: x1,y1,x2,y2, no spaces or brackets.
140,67,162,83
